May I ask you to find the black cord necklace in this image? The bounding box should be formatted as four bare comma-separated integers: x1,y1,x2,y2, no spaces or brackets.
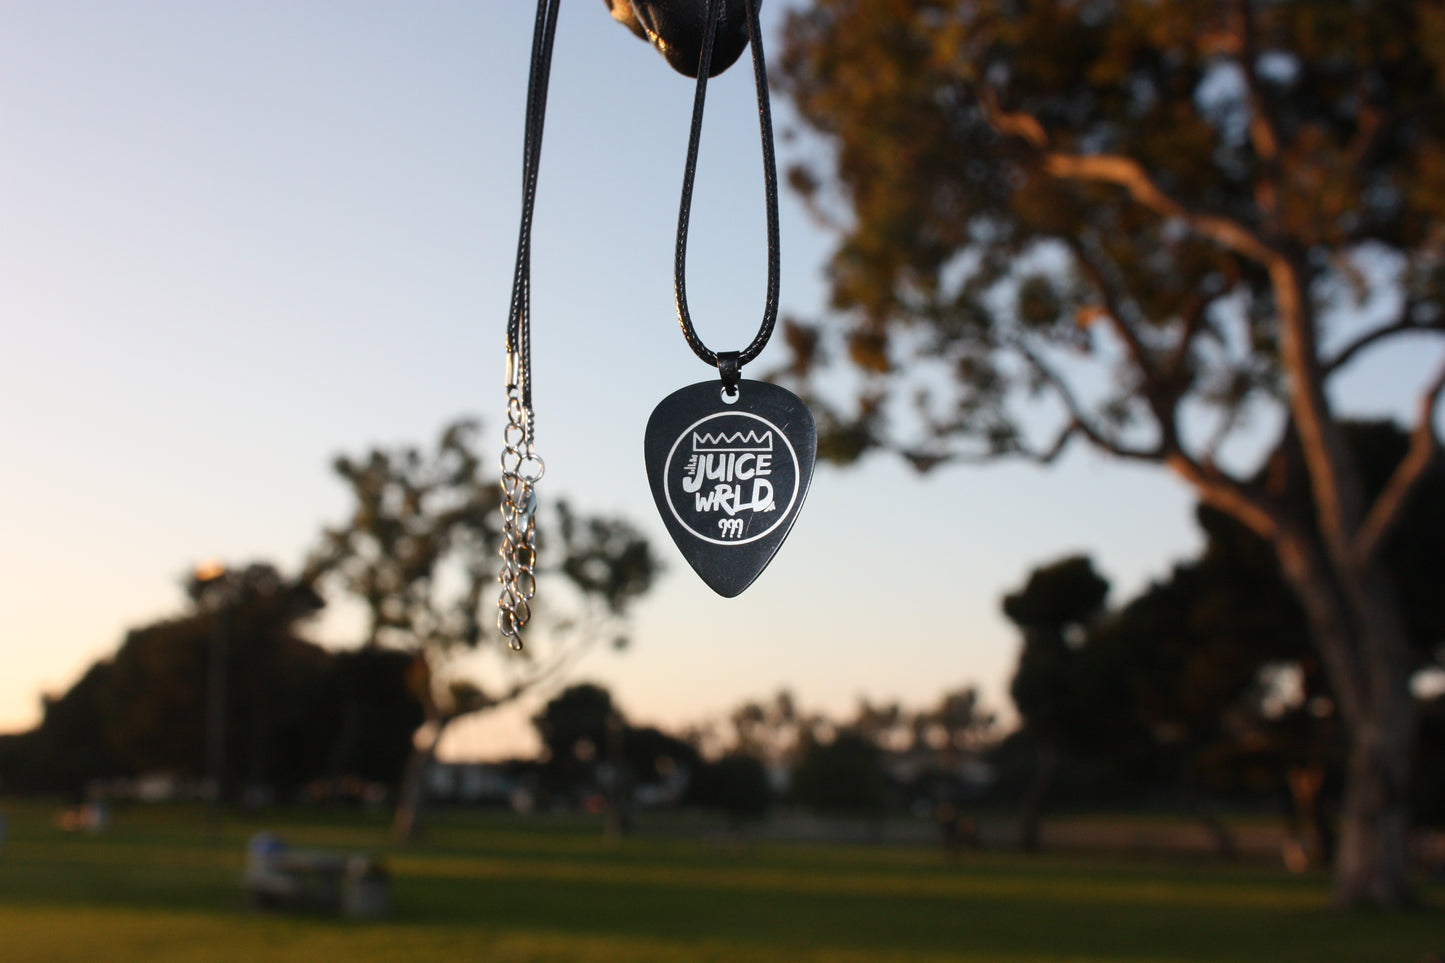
499,0,815,625
643,0,815,597
671,0,780,381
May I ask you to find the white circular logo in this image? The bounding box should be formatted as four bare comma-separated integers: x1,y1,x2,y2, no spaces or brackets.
662,411,800,546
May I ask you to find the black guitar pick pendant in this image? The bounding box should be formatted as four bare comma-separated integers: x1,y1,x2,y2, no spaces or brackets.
645,379,816,597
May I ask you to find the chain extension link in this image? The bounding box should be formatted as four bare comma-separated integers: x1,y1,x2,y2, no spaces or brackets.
498,373,544,651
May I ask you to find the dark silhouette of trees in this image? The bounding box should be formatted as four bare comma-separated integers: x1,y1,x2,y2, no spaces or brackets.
321,646,427,793
0,563,421,799
310,420,657,839
728,690,813,767
1002,556,1113,849
779,0,1445,906
534,682,619,797
0,662,119,798
531,683,700,834
3,419,656,829
1003,422,1445,861
696,688,997,827
791,728,887,817
688,752,772,826
1416,695,1445,831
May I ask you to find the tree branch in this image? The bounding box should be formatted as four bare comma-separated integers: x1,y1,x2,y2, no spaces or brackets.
984,90,1278,271
1352,358,1445,567
893,418,1081,470
1013,338,1162,462
1016,346,1280,540
976,71,1317,554
1066,235,1157,377
979,86,1048,149
1043,153,1278,265
1166,450,1281,541
1322,308,1444,376
1202,397,1249,467
1230,0,1283,222
1166,293,1212,380
1268,253,1367,567
1065,233,1192,446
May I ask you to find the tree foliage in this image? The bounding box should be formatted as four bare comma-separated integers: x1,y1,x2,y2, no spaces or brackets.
0,563,421,799
311,420,657,699
781,0,1445,464
1004,555,1114,749
687,752,773,824
310,419,659,838
531,683,700,821
791,728,887,815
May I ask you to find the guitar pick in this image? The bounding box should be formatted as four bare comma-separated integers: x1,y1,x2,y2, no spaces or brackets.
644,379,815,596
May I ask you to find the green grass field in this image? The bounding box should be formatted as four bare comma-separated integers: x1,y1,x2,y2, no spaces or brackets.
0,801,1439,963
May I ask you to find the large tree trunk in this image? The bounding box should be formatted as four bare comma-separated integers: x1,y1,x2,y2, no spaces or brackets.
1333,568,1417,907
1273,531,1418,907
1263,252,1425,907
1335,702,1415,906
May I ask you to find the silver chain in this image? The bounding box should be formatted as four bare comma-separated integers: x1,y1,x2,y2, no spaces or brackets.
497,356,544,651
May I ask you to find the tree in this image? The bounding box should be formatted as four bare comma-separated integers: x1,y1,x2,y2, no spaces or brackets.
779,0,1445,906
791,727,887,816
322,646,427,793
1002,422,1445,861
688,752,773,826
1120,421,1441,861
0,563,417,800
0,661,118,798
727,689,821,766
533,682,619,803
531,683,701,834
1002,556,1114,848
924,688,997,760
311,419,657,839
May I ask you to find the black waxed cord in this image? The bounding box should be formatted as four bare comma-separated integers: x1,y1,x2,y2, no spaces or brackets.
673,0,781,375
507,0,563,414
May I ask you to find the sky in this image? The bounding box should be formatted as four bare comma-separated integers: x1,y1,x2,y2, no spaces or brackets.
2,2,1436,761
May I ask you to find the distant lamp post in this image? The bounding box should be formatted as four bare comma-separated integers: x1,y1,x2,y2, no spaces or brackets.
194,559,228,584
193,560,232,846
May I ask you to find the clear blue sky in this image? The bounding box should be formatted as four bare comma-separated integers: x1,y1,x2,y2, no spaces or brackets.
2,2,1429,758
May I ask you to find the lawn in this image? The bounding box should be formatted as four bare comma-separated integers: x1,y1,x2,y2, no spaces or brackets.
0,801,1439,963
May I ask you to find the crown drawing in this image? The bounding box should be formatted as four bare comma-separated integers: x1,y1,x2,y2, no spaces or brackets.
692,429,773,453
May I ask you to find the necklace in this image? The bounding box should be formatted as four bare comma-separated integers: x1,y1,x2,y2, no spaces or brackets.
497,0,560,650
498,0,815,639
642,0,816,596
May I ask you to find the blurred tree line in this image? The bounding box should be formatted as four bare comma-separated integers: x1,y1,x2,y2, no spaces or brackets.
4,416,1442,869
0,418,657,838
518,680,996,833
0,563,420,802
1000,421,1445,861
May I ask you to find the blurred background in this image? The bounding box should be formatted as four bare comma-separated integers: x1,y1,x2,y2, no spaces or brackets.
2,1,1444,959
0,1,1225,761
